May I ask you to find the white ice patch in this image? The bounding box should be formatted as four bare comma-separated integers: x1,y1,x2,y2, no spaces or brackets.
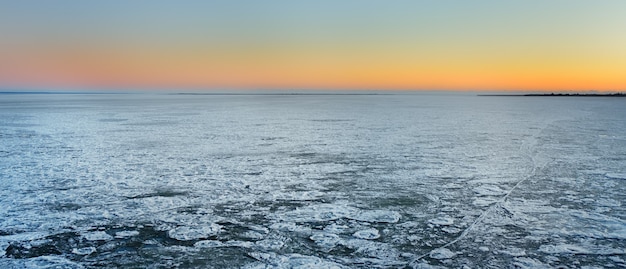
0,256,84,269
539,244,589,254
310,232,341,250
277,204,358,222
270,222,312,234
609,256,626,263
429,248,456,260
224,240,255,248
247,225,270,234
605,173,626,180
351,210,401,224
247,252,345,268
242,231,266,240
441,227,461,234
72,246,96,255
353,228,380,240
443,183,463,189
82,231,113,241
195,240,253,248
275,204,400,224
513,257,548,269
167,223,221,241
114,230,139,239
323,223,350,234
273,190,325,201
194,240,224,248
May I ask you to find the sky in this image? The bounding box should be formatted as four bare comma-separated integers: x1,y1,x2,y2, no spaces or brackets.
1,1,625,91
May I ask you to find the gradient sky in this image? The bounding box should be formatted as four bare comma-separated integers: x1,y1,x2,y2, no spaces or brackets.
1,1,625,91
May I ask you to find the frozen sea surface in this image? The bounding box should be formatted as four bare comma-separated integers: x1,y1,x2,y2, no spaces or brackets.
1,92,625,268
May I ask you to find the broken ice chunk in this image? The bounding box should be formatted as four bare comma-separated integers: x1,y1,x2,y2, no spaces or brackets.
82,231,113,241
167,223,222,241
353,228,380,240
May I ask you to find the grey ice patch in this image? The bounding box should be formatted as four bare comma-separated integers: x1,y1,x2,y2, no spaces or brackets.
428,217,454,226
429,248,456,260
409,260,445,269
472,197,500,206
513,257,548,269
350,210,401,223
342,239,399,260
474,185,507,196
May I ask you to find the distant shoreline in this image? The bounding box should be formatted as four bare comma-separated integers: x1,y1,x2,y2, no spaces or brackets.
0,91,124,95
1,91,624,97
479,93,626,97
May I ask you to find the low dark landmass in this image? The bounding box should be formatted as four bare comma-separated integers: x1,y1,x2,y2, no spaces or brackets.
0,91,124,95
480,93,626,97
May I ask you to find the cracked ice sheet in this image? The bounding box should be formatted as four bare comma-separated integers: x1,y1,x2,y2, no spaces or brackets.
1,93,625,268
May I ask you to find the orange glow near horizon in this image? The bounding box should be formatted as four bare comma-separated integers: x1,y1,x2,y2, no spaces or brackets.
1,2,625,92
2,45,623,92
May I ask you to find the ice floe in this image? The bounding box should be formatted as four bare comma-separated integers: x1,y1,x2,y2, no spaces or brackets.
114,230,139,239
246,252,345,269
429,248,456,259
428,217,454,226
194,240,224,248
310,232,341,250
353,228,380,240
473,185,508,196
0,256,84,269
167,224,222,241
72,247,96,255
274,204,401,224
81,231,113,241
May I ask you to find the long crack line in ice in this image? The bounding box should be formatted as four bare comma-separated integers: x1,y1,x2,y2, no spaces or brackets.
412,127,545,262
